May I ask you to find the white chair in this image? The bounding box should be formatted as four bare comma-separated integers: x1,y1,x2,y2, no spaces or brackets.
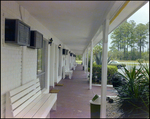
62,66,73,79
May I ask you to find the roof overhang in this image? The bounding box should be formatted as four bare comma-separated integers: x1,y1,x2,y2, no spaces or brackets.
16,1,148,55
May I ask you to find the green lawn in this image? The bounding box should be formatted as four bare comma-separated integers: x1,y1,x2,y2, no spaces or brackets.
76,60,149,65
118,60,149,63
76,60,82,64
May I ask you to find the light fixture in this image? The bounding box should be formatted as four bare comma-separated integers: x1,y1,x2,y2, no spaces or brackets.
49,38,53,45
58,44,61,49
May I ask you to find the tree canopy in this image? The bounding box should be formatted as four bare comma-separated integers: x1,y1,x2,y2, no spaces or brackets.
109,20,149,60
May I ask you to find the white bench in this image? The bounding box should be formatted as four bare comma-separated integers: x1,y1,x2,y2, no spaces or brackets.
73,62,77,70
5,78,57,118
62,66,73,79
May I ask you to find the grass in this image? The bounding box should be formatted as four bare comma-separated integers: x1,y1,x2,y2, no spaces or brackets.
76,60,82,64
118,60,149,63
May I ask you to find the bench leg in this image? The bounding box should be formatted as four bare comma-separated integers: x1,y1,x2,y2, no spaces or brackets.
52,101,57,111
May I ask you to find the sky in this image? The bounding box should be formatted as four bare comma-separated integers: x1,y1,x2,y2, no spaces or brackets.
108,1,149,51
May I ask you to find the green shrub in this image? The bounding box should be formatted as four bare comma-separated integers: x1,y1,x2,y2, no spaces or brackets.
116,65,149,118
136,59,144,63
90,64,117,84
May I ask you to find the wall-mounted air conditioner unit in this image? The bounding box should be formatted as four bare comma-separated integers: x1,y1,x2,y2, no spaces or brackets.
5,19,30,46
28,30,43,49
66,50,68,55
62,49,66,55
70,53,72,56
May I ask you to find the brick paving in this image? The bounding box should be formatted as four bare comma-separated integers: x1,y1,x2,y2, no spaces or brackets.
50,64,117,118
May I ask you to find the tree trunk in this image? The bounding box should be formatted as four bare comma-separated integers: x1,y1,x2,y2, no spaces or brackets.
127,44,128,60
140,39,141,58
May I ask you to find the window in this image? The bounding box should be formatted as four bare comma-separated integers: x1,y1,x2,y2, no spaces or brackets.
37,40,46,90
37,49,43,74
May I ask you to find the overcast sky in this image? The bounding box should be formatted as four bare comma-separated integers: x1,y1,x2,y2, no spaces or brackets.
108,2,149,51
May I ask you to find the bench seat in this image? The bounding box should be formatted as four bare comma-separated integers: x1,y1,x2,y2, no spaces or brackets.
5,78,57,118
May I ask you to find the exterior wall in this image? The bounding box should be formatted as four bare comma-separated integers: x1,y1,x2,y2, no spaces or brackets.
22,47,37,84
1,45,22,118
1,1,70,118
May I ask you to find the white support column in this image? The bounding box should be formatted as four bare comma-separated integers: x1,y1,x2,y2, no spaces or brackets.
68,52,70,70
45,41,50,93
53,44,55,87
84,50,87,72
83,53,85,66
60,48,62,78
87,49,89,78
50,43,54,87
69,53,71,70
82,54,84,65
71,55,73,69
68,53,70,70
89,40,93,90
100,19,109,118
83,52,85,71
55,45,58,83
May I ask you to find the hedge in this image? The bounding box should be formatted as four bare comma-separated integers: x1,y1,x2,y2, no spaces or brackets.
88,64,118,84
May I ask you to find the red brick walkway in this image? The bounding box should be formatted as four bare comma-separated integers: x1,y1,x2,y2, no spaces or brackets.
50,64,117,118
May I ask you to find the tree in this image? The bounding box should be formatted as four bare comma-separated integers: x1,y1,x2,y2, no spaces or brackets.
110,20,149,60
93,43,102,56
135,23,149,58
76,55,82,60
128,20,137,60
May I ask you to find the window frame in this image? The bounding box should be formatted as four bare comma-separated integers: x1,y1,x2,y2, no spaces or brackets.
37,40,46,90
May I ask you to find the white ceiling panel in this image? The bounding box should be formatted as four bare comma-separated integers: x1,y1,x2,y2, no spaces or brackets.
16,1,147,55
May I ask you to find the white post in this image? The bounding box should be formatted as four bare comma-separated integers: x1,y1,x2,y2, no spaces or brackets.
45,40,50,93
100,19,109,118
50,43,54,87
89,40,93,90
87,49,89,78
60,47,63,79
82,53,84,66
53,44,55,87
70,53,71,70
85,50,87,72
54,45,59,83
84,51,86,69
82,54,84,65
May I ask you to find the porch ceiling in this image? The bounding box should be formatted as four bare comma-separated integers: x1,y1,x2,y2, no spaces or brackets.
16,1,147,55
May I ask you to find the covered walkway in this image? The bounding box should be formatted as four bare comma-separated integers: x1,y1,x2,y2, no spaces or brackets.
50,64,117,118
